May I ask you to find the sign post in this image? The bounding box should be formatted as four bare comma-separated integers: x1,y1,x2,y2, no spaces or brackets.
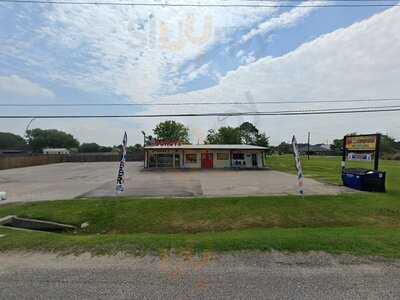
342,133,380,170
341,133,385,192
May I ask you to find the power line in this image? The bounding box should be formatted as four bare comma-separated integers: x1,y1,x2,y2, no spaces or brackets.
243,0,400,2
1,0,399,7
1,105,399,118
2,97,400,107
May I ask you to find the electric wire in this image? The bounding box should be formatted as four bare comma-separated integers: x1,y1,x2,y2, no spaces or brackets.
1,105,399,118
2,97,400,107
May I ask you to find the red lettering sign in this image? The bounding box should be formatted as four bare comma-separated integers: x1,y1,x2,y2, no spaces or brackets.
154,139,182,146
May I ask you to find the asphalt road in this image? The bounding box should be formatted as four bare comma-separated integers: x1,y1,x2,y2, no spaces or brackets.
1,252,399,299
0,162,349,203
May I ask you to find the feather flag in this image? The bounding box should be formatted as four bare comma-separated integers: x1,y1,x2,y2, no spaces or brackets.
292,135,304,195
116,132,128,194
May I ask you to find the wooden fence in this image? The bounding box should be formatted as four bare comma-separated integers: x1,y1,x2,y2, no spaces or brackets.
0,152,144,170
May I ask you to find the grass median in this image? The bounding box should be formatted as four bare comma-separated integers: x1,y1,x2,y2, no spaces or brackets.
0,155,399,257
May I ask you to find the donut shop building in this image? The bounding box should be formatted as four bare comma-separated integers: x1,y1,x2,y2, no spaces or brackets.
144,144,267,169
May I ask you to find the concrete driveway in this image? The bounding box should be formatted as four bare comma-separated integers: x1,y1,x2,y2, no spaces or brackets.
0,162,348,204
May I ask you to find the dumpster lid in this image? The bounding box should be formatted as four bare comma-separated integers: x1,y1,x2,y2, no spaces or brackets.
343,168,374,175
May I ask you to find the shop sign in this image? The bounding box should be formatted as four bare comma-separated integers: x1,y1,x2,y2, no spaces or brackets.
348,152,372,161
345,135,377,151
153,139,182,146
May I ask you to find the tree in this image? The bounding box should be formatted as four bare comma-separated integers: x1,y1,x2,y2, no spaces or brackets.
98,146,113,152
27,128,79,152
205,126,241,144
330,138,343,153
239,122,259,145
204,129,219,144
276,142,292,154
380,134,400,154
128,144,143,153
0,132,26,149
255,132,269,147
79,143,101,153
206,122,269,146
153,121,189,143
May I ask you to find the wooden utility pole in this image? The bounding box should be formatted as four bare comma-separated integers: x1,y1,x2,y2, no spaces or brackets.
307,132,310,160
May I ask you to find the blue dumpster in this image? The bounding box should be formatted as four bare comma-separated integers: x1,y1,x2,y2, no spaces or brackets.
342,168,386,192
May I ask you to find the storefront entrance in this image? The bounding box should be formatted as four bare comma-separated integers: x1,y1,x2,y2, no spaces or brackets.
201,153,213,168
148,153,179,168
252,153,257,167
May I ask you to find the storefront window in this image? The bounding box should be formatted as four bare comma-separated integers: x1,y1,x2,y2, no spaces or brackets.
232,153,244,160
156,154,174,167
185,153,197,163
217,153,229,160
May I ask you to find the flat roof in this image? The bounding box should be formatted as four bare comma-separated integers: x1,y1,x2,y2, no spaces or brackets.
145,144,268,150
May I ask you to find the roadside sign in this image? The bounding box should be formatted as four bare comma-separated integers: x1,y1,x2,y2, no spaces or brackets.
341,133,385,192
345,135,377,151
347,152,372,161
342,133,381,171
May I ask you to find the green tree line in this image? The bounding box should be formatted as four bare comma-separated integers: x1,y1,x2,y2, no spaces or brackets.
2,121,400,155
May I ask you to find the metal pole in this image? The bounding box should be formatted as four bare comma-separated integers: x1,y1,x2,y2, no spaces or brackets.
141,131,146,168
307,131,310,160
342,136,347,171
374,133,381,171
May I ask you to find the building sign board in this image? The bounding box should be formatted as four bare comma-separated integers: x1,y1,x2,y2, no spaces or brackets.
153,139,182,146
342,133,381,171
347,152,372,161
345,135,377,151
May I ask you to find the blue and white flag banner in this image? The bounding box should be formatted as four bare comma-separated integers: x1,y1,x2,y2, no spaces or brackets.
292,135,304,195
116,132,128,194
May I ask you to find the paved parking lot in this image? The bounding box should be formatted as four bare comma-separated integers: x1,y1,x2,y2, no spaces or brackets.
0,162,348,203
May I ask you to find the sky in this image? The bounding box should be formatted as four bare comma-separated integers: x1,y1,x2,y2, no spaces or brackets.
0,1,400,146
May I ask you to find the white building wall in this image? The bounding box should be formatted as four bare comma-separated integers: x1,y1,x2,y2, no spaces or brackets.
146,148,265,169
213,150,231,168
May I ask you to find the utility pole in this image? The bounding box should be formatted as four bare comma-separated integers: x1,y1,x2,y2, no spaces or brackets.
141,131,146,168
307,131,310,160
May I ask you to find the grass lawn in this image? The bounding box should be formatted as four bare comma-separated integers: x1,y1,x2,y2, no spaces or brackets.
0,155,399,257
267,154,400,189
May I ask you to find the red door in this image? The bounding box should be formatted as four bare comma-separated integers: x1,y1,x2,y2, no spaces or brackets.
201,153,213,168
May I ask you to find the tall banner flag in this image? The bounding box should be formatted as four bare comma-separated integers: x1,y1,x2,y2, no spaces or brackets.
292,135,304,195
116,132,128,194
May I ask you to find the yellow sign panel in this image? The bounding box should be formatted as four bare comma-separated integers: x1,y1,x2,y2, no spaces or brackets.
345,135,377,151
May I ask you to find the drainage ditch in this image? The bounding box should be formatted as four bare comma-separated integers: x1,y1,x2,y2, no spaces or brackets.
0,215,76,233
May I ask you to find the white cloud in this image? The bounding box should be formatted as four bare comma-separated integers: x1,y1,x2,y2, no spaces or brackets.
236,49,244,58
185,63,211,81
3,5,276,102
0,75,54,98
240,1,324,43
2,5,400,146
240,52,257,64
152,6,400,144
